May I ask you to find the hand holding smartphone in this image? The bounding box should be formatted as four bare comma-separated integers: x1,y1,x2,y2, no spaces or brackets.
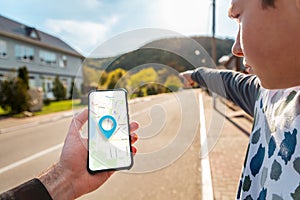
88,89,133,173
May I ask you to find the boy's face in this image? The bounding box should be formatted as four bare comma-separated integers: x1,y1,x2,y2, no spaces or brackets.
229,0,300,89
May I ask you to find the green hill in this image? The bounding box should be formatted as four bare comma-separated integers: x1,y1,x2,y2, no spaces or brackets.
82,36,234,87
84,36,233,72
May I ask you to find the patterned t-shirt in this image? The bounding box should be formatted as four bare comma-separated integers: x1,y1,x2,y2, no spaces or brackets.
191,67,300,200
237,86,300,200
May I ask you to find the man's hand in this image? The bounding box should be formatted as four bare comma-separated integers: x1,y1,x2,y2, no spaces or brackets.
179,70,196,88
39,109,139,200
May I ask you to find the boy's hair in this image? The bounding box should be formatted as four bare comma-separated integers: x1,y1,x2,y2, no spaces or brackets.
262,0,276,8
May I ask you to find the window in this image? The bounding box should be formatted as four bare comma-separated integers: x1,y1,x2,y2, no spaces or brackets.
39,50,57,66
29,76,36,88
25,26,40,40
30,30,39,39
59,55,67,68
15,45,34,62
0,40,7,58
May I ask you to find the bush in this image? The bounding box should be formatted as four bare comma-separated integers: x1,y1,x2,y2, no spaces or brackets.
0,78,30,114
43,98,51,106
146,84,160,96
52,76,66,101
0,67,30,114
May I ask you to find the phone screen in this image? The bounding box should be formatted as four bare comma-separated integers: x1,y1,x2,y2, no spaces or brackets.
88,89,133,172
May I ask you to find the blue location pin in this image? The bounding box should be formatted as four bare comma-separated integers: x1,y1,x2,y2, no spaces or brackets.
98,115,117,139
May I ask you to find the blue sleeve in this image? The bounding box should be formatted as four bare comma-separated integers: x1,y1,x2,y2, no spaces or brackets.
191,67,260,117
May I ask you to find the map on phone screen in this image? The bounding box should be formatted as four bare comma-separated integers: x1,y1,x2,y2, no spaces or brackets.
88,90,132,171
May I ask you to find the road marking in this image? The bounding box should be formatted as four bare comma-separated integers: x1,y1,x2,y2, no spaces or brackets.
0,107,145,174
0,143,63,174
199,93,214,200
0,97,180,174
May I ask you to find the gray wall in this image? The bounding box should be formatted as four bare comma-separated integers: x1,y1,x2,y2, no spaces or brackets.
0,35,83,99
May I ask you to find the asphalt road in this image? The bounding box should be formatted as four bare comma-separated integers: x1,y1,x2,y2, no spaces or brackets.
0,90,202,199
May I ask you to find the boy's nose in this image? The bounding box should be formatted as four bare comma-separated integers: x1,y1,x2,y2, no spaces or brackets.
232,29,244,57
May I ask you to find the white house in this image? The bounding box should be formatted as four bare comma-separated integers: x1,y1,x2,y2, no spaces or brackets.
0,15,84,99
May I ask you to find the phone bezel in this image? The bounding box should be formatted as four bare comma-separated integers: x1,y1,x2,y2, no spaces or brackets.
87,89,133,174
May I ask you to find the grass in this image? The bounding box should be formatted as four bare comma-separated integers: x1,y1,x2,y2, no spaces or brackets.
34,99,85,116
0,107,9,116
0,99,86,118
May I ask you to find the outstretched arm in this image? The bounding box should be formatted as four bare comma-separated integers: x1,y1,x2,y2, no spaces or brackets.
180,67,260,117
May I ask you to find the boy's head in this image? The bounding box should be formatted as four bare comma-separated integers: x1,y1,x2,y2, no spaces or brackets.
229,0,300,89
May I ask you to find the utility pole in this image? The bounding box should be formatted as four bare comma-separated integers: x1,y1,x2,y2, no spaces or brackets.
211,0,217,110
211,0,217,64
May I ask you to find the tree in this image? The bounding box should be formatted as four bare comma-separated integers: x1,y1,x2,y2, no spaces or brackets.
164,75,183,92
0,76,30,114
105,68,126,89
98,70,108,87
52,76,66,101
18,66,29,90
69,78,81,99
127,67,158,92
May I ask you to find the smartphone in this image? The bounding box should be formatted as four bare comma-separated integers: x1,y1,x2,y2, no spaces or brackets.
88,89,133,173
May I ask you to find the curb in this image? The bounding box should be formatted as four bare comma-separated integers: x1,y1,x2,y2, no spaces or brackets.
0,110,77,134
0,96,153,135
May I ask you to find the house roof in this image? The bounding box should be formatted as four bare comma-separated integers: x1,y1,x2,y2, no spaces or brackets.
0,15,83,58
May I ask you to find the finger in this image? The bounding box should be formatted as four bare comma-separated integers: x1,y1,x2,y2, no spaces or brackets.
179,73,189,87
129,121,139,133
183,79,190,87
184,78,195,87
72,109,88,130
179,71,195,87
130,132,138,144
131,146,137,155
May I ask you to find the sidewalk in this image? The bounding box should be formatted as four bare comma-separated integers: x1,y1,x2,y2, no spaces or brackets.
201,92,252,199
0,109,82,134
0,97,151,134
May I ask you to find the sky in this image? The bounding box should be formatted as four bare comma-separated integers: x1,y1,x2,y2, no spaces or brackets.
0,0,237,57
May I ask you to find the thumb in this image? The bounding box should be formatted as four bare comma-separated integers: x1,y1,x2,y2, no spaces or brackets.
69,109,88,134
